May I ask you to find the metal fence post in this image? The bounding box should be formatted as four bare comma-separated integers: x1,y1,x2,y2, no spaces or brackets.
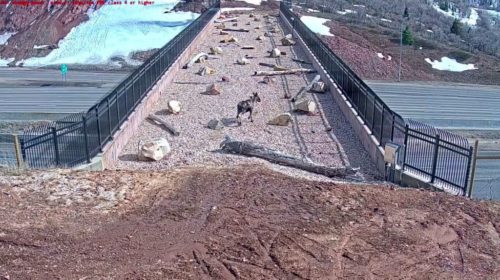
390,115,395,141
466,140,479,198
402,124,409,169
430,134,440,183
379,106,385,145
52,127,60,166
95,107,102,151
82,116,91,164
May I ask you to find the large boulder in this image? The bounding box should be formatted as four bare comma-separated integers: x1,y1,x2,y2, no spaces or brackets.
138,138,171,161
268,113,293,126
167,100,181,114
281,36,296,46
295,99,317,114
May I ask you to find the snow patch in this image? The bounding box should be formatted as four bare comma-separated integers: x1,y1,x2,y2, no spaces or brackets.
0,32,16,45
337,9,356,15
23,0,198,66
380,18,392,22
431,3,478,26
34,45,50,49
307,8,320,13
0,57,14,66
221,7,255,12
377,52,384,59
426,29,434,33
425,57,477,72
240,0,262,5
353,4,365,8
300,15,333,36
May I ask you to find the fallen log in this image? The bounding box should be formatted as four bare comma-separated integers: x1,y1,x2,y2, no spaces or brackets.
220,136,357,178
147,115,180,136
254,68,316,76
215,17,239,23
258,62,277,68
292,58,313,65
291,75,321,102
222,28,250,32
184,52,208,69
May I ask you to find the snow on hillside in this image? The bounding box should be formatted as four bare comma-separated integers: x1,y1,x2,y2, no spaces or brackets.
221,7,255,12
425,57,477,72
0,32,16,45
0,57,14,66
431,3,479,26
23,0,198,67
300,16,333,36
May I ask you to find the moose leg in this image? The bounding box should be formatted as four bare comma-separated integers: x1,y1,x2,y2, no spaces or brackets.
248,108,254,122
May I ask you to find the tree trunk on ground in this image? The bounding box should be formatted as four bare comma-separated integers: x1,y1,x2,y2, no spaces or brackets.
291,75,321,101
184,53,208,69
219,136,357,178
254,68,316,76
147,115,180,136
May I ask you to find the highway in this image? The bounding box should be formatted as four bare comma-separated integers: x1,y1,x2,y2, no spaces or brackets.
367,81,500,200
0,68,129,120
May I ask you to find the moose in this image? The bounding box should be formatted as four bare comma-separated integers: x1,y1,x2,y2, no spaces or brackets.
236,92,261,125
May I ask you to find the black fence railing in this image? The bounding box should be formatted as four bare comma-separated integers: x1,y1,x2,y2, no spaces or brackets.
280,2,473,195
21,0,220,168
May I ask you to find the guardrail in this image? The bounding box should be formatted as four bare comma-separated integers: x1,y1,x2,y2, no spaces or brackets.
280,2,473,195
20,0,221,168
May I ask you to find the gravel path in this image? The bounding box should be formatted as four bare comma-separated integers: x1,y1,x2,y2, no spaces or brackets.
116,11,380,181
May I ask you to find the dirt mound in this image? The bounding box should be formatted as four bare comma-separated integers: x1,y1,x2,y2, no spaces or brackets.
0,166,499,279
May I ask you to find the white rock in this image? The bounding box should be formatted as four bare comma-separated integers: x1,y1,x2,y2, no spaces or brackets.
237,57,250,65
167,100,181,114
210,46,223,55
268,113,293,126
198,66,216,76
271,48,281,58
138,138,171,161
295,99,317,113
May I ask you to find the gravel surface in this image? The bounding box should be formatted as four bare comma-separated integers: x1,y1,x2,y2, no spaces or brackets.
116,11,380,180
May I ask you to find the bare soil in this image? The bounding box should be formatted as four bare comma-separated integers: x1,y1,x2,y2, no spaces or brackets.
0,166,499,279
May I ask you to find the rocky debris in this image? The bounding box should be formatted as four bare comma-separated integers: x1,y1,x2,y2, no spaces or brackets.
249,13,255,18
220,36,239,43
281,34,296,46
270,48,281,58
256,35,265,41
255,26,262,30
221,76,230,82
204,84,221,95
209,46,223,55
263,76,277,84
246,22,251,26
232,22,238,27
167,100,181,114
197,66,216,76
219,30,229,35
237,57,250,65
216,23,226,29
207,119,224,130
312,81,328,93
138,138,171,161
270,27,279,33
254,17,261,22
264,32,271,37
268,113,293,126
295,99,317,114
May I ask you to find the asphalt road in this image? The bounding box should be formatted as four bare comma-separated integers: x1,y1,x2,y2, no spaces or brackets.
367,81,500,200
366,81,500,130
0,68,129,120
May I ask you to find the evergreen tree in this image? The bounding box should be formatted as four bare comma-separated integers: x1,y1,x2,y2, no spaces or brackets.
402,26,414,45
439,0,449,11
450,18,463,35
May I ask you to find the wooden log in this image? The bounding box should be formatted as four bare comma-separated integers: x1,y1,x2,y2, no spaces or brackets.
214,17,239,23
291,75,321,102
220,136,357,178
292,58,313,65
254,68,316,76
147,115,180,136
259,62,277,68
184,52,208,69
222,28,250,32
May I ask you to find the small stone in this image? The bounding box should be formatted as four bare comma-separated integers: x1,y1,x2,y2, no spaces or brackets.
209,46,223,55
256,35,265,41
312,81,327,93
207,119,224,130
270,48,281,58
197,66,216,76
249,13,255,18
138,138,171,161
204,84,221,95
221,76,230,82
219,30,229,35
263,76,276,84
237,57,250,65
268,113,293,126
232,22,238,27
281,37,296,46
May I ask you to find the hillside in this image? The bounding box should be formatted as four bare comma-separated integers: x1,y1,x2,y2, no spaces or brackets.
0,166,499,278
295,0,500,85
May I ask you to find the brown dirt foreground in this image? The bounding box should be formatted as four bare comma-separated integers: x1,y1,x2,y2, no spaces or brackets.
0,166,499,279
